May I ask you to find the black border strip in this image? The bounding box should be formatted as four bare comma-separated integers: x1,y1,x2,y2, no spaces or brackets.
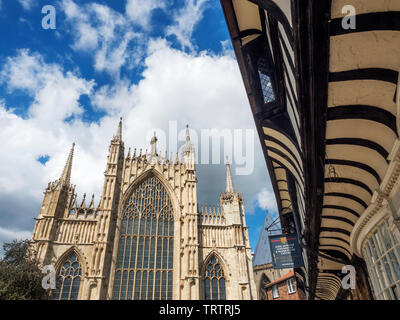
265,134,302,168
323,205,360,218
321,215,355,226
330,11,400,36
266,146,303,181
320,236,350,247
327,105,397,134
320,227,351,237
329,68,398,84
324,177,373,195
237,28,263,39
324,192,367,209
249,0,295,47
326,138,389,161
325,159,381,185
319,244,352,259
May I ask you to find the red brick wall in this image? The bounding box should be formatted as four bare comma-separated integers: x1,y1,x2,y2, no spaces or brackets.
265,277,305,300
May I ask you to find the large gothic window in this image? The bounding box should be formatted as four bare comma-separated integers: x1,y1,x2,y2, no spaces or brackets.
53,252,82,300
204,254,226,300
113,175,174,300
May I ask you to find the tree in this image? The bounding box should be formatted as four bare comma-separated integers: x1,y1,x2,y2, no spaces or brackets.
0,239,48,300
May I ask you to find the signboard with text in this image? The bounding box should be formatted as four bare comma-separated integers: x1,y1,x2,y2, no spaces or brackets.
269,234,304,269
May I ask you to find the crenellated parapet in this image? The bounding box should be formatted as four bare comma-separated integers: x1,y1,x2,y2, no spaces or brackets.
199,204,225,226
66,193,100,219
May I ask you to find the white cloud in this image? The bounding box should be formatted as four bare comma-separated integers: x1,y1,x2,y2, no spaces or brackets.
125,0,165,29
62,0,210,75
166,0,209,52
0,36,272,251
62,0,141,76
0,49,95,123
0,226,32,257
256,187,278,213
0,49,96,199
17,0,34,11
0,227,31,243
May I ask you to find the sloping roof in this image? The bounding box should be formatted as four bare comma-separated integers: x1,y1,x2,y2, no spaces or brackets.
253,211,281,266
265,270,294,288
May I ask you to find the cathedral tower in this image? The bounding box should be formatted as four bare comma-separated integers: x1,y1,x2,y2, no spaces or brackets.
91,118,125,299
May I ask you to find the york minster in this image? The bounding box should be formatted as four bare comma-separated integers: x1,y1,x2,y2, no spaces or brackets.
30,119,256,300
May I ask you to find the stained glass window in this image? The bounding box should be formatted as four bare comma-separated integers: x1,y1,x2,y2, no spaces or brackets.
204,254,226,300
53,252,82,300
113,176,174,300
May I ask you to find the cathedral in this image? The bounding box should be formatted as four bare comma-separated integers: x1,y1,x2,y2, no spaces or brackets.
30,119,256,300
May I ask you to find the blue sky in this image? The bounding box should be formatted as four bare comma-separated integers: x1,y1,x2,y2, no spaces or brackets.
0,0,279,255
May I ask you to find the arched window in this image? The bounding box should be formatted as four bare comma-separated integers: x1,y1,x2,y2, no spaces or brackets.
204,254,226,300
53,252,82,300
260,274,270,300
113,175,174,300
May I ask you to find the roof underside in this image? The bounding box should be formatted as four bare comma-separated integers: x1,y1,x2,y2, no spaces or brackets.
221,0,400,299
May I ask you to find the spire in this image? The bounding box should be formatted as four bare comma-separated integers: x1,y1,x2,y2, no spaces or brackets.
89,194,95,209
60,142,75,186
115,117,122,140
80,193,87,208
181,124,195,166
225,156,234,193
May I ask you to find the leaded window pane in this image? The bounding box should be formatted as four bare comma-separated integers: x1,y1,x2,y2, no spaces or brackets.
363,219,400,300
219,279,226,300
127,271,134,300
61,277,72,300
113,271,121,299
155,271,161,300
161,271,167,300
113,176,174,300
156,239,162,269
124,238,131,269
141,271,148,299
120,270,128,300
130,236,137,269
147,271,154,300
70,278,80,300
53,252,82,300
205,279,211,300
203,254,226,300
134,270,141,300
167,271,173,300
257,57,275,104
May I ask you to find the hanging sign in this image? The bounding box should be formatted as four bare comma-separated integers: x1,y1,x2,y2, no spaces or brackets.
269,233,304,269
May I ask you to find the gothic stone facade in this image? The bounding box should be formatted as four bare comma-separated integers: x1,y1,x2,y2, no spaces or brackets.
31,120,256,300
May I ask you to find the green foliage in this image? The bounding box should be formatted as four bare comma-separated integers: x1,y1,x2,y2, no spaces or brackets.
0,239,48,300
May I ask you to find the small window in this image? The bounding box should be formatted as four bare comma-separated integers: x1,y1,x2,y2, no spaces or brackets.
257,57,275,104
287,278,296,294
272,285,279,299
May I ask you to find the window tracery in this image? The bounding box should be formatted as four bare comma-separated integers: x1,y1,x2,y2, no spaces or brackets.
204,254,226,300
53,252,82,300
113,175,174,300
